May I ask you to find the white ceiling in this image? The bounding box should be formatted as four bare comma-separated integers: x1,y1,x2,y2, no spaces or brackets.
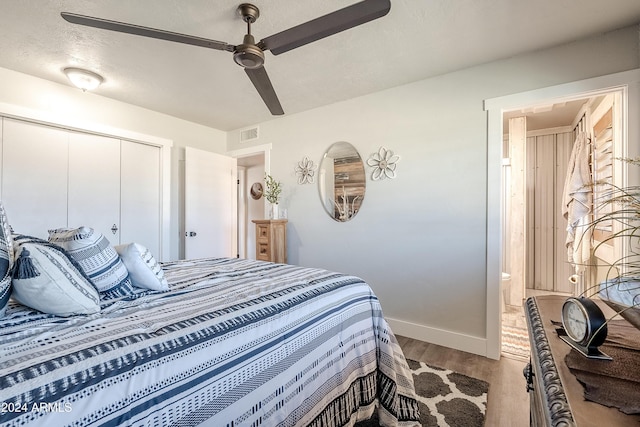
1,1,640,131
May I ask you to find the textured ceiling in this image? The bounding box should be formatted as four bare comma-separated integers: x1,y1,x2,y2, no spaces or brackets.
1,0,640,131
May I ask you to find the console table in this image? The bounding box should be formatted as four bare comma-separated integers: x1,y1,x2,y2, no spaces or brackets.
524,295,640,426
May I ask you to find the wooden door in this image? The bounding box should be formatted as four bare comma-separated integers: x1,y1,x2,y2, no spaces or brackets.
526,132,574,294
554,132,574,294
531,134,556,291
1,118,69,239
185,147,237,259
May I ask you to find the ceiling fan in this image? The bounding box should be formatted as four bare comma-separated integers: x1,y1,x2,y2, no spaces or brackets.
61,0,391,116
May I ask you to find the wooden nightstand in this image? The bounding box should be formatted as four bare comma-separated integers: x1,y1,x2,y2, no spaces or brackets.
252,219,287,263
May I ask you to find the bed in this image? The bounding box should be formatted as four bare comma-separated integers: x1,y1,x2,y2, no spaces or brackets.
0,246,420,426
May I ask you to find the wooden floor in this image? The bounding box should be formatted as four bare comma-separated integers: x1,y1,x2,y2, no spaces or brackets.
397,335,530,426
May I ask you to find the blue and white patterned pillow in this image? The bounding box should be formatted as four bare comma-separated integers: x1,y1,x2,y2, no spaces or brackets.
11,235,100,316
114,243,168,291
48,227,134,300
0,202,15,317
0,275,11,318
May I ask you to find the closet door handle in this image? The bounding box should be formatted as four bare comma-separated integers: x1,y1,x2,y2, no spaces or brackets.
111,224,119,234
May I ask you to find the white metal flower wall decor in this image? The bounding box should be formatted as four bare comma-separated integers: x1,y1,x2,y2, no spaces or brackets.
295,156,318,184
367,146,400,180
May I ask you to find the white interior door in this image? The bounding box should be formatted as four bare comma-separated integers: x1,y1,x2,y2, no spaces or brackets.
1,119,69,239
67,132,121,245
185,147,237,259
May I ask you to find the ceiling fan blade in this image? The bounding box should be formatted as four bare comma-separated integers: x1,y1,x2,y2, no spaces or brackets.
61,12,234,52
259,0,390,55
244,67,284,116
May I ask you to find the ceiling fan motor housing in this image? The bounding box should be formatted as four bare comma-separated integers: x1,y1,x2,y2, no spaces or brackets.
234,34,264,69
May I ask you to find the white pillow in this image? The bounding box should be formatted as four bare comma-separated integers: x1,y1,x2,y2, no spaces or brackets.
11,237,100,316
114,243,168,291
48,227,134,300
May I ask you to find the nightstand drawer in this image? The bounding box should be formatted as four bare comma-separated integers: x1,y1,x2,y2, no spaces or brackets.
257,242,270,261
256,224,269,241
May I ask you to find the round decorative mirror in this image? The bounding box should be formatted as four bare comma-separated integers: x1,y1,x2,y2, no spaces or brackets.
318,141,366,222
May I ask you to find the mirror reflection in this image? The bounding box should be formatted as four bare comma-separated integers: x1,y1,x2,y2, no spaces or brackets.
318,141,366,222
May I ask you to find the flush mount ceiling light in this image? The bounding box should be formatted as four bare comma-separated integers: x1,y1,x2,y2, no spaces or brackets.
63,67,104,91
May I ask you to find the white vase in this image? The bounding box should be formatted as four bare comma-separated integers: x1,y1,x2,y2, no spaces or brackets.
271,203,279,219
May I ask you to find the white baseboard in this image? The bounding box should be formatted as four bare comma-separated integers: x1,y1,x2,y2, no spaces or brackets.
387,317,488,357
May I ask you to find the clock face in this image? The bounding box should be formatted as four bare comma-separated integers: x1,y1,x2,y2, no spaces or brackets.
562,300,588,343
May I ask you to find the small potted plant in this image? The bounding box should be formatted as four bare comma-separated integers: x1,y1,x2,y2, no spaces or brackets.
264,174,282,219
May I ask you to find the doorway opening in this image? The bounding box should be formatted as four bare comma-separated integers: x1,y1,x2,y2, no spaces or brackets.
229,143,271,260
500,90,622,360
237,153,265,259
485,69,639,360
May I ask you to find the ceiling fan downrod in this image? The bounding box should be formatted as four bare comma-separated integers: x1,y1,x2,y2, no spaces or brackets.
233,3,264,69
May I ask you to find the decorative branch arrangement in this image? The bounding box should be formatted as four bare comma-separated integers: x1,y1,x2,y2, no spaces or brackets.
583,157,640,330
331,186,361,222
264,174,282,204
367,146,400,180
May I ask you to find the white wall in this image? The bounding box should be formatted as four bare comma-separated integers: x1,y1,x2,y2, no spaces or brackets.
227,25,640,356
0,67,227,260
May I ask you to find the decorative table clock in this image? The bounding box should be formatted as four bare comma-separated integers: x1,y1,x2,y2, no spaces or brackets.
559,297,611,360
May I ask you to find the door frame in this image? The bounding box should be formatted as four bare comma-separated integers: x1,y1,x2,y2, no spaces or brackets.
228,143,272,258
237,166,247,259
228,143,272,179
484,68,640,359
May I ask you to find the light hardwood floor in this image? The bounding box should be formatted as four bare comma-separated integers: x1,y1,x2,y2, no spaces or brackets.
397,335,530,426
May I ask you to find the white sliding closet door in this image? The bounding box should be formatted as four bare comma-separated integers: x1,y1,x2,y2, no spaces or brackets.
1,119,69,239
68,132,121,245
120,140,161,256
1,117,167,259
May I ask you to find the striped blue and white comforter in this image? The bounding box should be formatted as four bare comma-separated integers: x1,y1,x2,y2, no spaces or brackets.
0,258,419,426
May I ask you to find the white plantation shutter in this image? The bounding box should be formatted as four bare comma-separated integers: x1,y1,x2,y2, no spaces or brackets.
592,107,614,233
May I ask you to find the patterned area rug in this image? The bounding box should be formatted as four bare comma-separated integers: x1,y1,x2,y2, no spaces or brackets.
407,359,488,427
356,359,489,426
501,324,530,361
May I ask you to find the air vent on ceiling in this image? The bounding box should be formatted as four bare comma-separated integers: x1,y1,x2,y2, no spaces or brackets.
240,126,259,143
